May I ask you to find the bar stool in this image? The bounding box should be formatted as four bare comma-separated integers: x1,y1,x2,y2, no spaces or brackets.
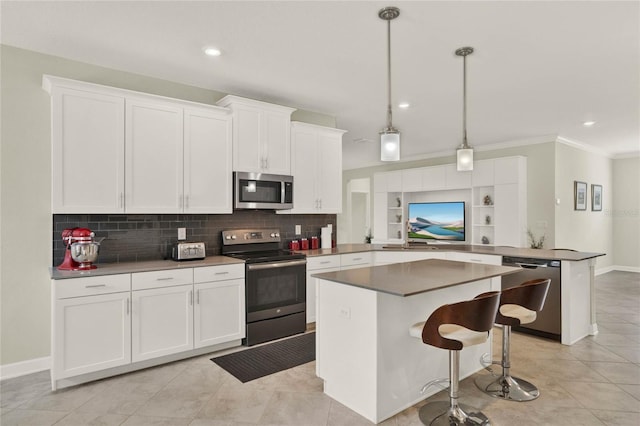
475,278,551,402
409,291,500,426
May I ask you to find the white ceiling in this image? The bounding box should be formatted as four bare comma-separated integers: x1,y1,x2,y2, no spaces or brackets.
2,1,638,169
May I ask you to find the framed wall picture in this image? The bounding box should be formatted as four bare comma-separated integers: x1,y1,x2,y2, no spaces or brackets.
574,181,587,210
592,184,602,211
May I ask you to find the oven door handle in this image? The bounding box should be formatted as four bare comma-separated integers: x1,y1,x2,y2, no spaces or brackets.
246,259,307,271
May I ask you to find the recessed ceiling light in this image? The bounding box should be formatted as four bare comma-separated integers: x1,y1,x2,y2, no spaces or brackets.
203,47,221,57
398,102,410,109
583,121,596,127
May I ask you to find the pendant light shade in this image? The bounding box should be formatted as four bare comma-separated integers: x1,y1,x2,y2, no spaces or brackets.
380,130,400,161
379,7,400,162
456,46,474,171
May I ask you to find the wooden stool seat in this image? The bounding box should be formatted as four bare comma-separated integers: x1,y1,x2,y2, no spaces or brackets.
475,278,551,402
410,291,500,425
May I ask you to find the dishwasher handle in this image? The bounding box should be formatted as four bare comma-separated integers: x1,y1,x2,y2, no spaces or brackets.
515,262,547,269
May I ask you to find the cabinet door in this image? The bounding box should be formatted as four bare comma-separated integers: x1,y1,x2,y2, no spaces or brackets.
51,87,125,213
126,99,184,213
232,106,263,172
289,126,318,213
131,285,193,362
445,164,472,189
372,192,388,241
194,279,245,348
184,108,232,213
54,292,131,379
422,166,446,191
306,257,341,323
494,183,522,246
262,111,291,175
317,131,343,213
402,168,424,192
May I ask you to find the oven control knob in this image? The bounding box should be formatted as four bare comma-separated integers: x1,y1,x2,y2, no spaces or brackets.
270,233,276,238
225,235,231,240
231,235,236,240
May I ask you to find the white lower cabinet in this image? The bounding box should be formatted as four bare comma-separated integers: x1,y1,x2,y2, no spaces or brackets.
194,279,245,348
131,284,194,362
445,252,501,265
51,263,245,389
306,255,341,323
54,291,131,379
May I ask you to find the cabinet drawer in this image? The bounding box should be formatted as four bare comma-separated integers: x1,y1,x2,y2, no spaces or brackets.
307,255,341,271
341,252,373,267
447,252,501,265
132,268,193,290
193,264,244,283
55,274,131,299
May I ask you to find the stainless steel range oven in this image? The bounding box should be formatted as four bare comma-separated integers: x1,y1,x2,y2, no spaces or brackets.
222,229,306,346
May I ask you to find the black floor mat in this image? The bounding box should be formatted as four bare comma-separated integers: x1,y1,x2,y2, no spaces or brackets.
211,332,315,383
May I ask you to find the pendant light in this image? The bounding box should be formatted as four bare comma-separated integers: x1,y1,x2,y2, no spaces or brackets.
379,6,400,162
456,46,474,171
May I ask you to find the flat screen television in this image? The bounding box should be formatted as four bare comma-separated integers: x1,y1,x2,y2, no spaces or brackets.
407,201,465,242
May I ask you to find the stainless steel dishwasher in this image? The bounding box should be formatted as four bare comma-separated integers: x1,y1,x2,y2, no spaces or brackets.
501,256,562,341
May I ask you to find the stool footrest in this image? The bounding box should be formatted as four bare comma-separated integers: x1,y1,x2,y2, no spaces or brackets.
474,374,539,402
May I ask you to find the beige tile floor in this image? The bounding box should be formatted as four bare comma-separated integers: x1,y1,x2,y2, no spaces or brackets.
1,271,638,425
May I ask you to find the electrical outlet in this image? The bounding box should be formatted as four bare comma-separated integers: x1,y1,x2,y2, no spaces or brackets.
295,225,301,235
178,228,186,240
339,306,351,319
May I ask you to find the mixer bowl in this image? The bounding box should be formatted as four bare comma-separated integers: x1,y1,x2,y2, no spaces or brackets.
70,242,100,266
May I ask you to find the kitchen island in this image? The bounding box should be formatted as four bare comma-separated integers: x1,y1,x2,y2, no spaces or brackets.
313,258,520,424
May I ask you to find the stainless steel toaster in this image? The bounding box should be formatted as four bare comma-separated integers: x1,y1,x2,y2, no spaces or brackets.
172,242,206,261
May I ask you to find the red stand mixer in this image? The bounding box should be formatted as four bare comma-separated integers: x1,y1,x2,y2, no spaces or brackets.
58,227,100,271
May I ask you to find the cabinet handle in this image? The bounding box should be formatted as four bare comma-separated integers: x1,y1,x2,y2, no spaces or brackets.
156,277,174,281
265,158,269,169
126,297,130,315
214,271,229,275
85,284,106,288
319,199,322,209
119,192,124,209
320,261,331,264
185,195,190,209
469,258,483,263
189,290,193,306
196,289,200,304
352,257,363,261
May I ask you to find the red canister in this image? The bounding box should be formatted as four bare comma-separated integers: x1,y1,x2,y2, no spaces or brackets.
310,236,319,249
300,238,309,250
288,240,300,250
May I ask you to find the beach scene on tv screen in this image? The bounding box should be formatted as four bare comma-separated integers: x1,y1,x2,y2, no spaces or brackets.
408,202,465,241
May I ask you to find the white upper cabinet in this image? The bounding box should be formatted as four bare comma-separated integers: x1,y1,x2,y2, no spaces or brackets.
46,81,125,213
374,171,402,193
288,122,345,213
44,75,233,214
183,107,232,213
217,95,295,175
444,164,472,189
421,166,446,191
125,98,184,213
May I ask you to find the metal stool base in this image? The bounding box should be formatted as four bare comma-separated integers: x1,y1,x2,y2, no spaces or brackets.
475,374,539,401
419,401,491,426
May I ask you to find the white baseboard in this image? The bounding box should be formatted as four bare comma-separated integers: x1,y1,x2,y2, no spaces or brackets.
597,265,640,275
0,356,50,381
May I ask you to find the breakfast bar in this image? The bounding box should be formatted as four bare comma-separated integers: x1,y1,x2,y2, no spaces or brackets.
313,258,520,424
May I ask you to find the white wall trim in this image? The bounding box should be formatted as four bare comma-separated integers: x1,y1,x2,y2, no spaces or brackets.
0,356,50,381
556,136,613,158
612,152,640,160
596,265,640,275
343,134,558,171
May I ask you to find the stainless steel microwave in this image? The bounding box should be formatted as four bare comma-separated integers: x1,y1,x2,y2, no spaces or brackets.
234,172,293,210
